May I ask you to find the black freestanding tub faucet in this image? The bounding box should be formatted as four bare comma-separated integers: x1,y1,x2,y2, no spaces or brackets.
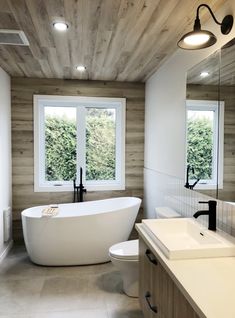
73,167,87,202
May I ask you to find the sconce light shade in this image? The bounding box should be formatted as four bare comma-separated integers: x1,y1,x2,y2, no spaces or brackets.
178,4,233,50
178,30,217,50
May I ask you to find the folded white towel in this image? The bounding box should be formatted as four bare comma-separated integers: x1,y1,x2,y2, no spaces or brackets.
42,206,59,217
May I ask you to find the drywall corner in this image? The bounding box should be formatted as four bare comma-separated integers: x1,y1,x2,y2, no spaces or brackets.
0,66,12,257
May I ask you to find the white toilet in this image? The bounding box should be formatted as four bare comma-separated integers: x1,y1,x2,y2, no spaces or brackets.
109,206,181,297
109,239,139,297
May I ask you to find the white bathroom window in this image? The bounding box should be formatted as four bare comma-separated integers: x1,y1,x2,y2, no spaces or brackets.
34,95,126,192
186,100,224,190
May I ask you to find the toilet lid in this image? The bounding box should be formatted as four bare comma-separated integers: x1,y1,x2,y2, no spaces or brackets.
109,239,138,260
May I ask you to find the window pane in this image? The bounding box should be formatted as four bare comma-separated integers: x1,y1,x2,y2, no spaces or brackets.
45,107,76,181
86,108,116,181
187,110,214,180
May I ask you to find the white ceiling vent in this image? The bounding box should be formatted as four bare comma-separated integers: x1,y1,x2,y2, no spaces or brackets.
0,30,29,46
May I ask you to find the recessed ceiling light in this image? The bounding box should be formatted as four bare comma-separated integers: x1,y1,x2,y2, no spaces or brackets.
76,65,86,72
200,72,209,77
53,22,69,31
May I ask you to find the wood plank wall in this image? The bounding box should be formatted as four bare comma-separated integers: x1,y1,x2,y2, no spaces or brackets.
11,78,145,241
187,84,235,201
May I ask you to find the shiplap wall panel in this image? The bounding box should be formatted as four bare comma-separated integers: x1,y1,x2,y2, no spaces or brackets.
11,78,145,240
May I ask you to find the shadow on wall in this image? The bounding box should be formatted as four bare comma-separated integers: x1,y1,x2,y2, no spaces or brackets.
144,168,235,237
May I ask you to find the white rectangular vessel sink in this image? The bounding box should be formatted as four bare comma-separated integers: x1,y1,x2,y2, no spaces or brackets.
142,218,235,260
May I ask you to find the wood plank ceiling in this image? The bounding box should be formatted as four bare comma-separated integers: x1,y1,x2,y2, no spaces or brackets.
0,0,228,82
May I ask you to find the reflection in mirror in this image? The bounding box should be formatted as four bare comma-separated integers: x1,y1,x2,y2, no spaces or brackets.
186,50,221,199
219,39,235,202
186,38,235,202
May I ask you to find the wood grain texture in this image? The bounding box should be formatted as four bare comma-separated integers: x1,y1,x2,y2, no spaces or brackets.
187,51,220,86
187,84,235,202
139,238,200,318
11,78,145,240
173,287,200,318
139,238,155,318
0,0,227,82
187,38,235,87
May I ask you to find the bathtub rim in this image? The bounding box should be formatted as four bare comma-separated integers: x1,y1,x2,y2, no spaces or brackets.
21,196,142,218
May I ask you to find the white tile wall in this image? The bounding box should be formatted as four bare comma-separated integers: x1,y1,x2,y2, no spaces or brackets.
144,168,235,236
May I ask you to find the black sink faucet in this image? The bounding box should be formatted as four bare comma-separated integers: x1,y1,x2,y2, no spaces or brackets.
193,200,217,231
185,165,200,189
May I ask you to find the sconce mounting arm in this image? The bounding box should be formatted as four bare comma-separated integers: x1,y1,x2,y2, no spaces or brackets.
178,3,233,50
195,4,233,35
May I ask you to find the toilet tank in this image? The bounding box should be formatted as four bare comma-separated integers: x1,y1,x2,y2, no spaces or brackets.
155,207,181,219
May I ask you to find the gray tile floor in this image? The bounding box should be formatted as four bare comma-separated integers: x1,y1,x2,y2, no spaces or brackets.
0,245,143,318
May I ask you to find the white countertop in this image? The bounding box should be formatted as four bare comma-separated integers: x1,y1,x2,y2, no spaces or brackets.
136,223,235,318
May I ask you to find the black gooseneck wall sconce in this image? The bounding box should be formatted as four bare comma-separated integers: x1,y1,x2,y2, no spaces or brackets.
178,4,233,50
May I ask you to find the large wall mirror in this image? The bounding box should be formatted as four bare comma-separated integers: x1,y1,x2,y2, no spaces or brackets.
186,38,235,202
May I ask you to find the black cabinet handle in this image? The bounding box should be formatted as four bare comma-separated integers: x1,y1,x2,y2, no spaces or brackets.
145,291,158,313
145,249,158,265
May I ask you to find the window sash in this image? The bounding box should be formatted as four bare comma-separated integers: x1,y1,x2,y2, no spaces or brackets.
34,95,126,192
186,99,224,190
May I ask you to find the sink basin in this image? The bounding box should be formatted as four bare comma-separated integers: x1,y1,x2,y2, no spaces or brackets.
142,218,235,260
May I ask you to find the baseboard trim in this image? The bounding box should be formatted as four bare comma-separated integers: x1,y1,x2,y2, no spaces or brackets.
0,240,13,263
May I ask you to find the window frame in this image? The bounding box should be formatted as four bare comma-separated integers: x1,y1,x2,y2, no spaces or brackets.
186,99,224,190
34,95,126,192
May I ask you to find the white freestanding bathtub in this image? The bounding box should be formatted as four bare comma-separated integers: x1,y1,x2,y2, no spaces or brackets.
21,197,141,266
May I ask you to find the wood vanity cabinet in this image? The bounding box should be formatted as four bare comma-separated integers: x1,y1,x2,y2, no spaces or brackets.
139,237,200,318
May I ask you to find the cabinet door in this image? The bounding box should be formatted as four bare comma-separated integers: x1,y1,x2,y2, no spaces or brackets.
152,261,174,318
173,286,200,318
139,238,158,318
139,237,200,318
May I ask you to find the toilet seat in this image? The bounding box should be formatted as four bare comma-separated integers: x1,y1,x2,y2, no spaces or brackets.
109,239,138,261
